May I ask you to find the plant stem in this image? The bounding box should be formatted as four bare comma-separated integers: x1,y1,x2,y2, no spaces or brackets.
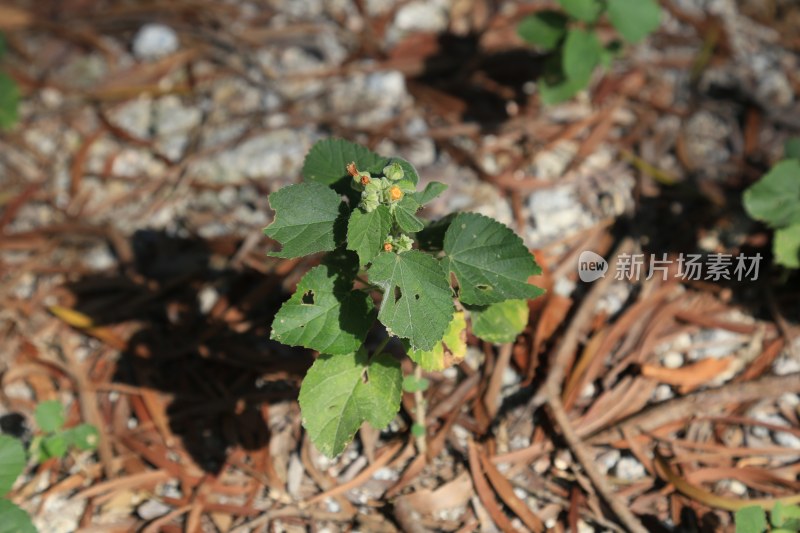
372,336,391,358
413,364,427,457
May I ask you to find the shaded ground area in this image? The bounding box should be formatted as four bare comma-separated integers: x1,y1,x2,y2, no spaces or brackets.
1,0,800,531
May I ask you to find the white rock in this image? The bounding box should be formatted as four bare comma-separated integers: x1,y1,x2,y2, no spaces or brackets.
133,24,179,60
137,499,172,521
614,456,646,481
395,1,448,33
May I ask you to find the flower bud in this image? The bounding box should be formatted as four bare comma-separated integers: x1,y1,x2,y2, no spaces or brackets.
383,162,404,182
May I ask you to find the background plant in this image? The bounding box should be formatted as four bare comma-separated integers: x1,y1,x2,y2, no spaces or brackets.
736,502,800,533
517,0,662,104
743,138,800,269
264,138,544,457
0,401,99,533
0,32,19,130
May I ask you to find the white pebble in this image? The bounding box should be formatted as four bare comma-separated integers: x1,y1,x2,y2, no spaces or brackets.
133,24,179,60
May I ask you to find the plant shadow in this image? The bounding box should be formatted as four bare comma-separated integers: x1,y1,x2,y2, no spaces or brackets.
66,229,312,474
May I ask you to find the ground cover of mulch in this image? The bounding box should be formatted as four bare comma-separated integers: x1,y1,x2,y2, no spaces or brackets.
1,0,799,531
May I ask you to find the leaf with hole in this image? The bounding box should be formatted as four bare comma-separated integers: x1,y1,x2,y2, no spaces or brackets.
607,0,661,43
407,311,467,371
65,424,100,451
264,182,346,258
298,349,402,457
347,205,392,266
470,299,529,343
368,250,454,351
271,260,375,355
443,212,545,305
517,11,568,50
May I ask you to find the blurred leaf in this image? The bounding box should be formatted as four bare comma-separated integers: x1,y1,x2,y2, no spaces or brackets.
470,299,529,344
735,506,766,533
40,434,68,460
557,0,602,22
774,225,800,268
0,500,36,533
784,137,800,160
35,400,65,433
0,435,25,495
517,11,568,50
743,160,800,228
402,375,430,393
607,0,662,43
562,29,602,84
65,424,99,451
0,72,19,130
412,181,448,206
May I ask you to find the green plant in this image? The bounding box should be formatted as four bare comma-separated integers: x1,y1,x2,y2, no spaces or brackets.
0,401,100,532
517,0,661,104
0,435,35,533
264,138,544,457
30,400,99,462
0,32,20,129
736,502,800,533
743,138,800,269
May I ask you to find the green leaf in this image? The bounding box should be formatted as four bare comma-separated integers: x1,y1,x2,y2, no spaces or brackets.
0,500,36,533
368,250,454,351
539,75,586,105
394,196,425,233
40,434,68,460
785,137,800,160
773,502,800,529
347,205,392,266
775,225,800,268
412,181,448,206
470,299,529,343
0,72,20,130
402,375,430,393
607,0,661,43
35,400,65,433
407,311,467,371
0,33,6,57
562,29,602,84
735,506,767,533
264,182,346,258
0,435,25,495
271,260,375,355
65,424,99,451
298,349,402,457
743,160,800,228
443,212,545,305
517,11,568,50
557,0,603,22
302,138,387,186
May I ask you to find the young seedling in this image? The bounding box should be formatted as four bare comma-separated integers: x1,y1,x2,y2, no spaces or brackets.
517,0,662,104
743,137,800,269
264,138,544,457
0,401,99,532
